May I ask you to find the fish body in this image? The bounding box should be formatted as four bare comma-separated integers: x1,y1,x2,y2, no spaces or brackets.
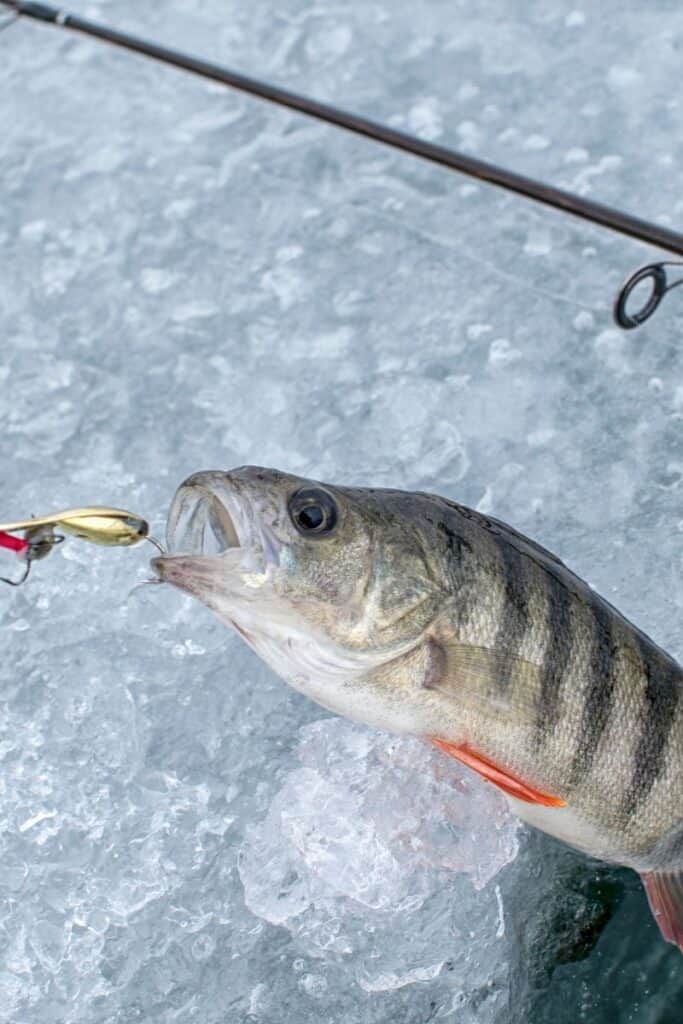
153,466,683,949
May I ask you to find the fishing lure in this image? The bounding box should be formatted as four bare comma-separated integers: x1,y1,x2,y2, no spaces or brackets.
0,507,163,586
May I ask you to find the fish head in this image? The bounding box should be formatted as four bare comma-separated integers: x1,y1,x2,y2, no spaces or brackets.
152,467,446,698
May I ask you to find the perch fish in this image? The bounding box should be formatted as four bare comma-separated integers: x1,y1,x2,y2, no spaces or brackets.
152,466,683,951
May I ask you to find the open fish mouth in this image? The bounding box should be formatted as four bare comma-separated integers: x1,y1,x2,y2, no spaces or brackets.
165,472,247,556
150,471,281,595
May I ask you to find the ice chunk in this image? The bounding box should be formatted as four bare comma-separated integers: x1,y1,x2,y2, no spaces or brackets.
240,719,519,990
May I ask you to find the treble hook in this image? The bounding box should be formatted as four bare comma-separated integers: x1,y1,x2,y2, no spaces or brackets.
614,261,683,330
0,559,31,587
0,525,64,586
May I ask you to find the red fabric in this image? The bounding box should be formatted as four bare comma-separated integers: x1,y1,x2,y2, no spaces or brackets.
0,531,29,553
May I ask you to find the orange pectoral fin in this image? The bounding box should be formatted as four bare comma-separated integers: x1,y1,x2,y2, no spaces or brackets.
431,737,566,808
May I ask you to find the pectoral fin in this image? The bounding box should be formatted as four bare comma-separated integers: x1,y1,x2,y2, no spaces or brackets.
423,639,544,725
641,870,683,952
431,737,566,807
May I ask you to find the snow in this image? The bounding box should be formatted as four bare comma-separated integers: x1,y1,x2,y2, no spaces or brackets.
1,0,683,1021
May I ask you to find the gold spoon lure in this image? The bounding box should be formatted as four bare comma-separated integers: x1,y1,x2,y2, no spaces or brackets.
0,507,151,547
0,507,163,587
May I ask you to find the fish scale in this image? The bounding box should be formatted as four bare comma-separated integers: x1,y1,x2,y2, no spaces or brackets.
571,596,617,783
491,535,529,682
626,637,680,817
536,572,574,742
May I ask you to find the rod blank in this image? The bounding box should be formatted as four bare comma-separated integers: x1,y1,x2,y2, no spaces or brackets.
2,0,683,259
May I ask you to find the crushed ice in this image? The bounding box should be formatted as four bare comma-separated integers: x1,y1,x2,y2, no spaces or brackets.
240,718,519,990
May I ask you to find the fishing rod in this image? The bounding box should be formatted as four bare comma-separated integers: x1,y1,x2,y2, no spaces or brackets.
2,0,682,329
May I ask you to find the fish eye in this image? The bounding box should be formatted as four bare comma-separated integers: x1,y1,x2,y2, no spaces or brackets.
288,488,338,537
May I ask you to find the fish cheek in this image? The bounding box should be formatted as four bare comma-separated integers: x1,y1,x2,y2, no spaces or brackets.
275,529,374,636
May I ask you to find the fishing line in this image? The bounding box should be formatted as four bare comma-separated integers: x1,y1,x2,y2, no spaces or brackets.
1,0,682,328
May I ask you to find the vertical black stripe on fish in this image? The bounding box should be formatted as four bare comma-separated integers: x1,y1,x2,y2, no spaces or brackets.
622,638,680,818
571,595,616,782
536,571,573,743
492,534,529,688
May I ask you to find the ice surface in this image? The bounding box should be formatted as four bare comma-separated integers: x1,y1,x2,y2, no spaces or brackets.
1,0,683,1021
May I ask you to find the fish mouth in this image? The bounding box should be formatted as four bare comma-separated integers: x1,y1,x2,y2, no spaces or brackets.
164,472,247,557
151,471,279,592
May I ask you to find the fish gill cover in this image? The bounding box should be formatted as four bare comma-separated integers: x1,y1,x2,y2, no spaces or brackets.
1,0,682,1022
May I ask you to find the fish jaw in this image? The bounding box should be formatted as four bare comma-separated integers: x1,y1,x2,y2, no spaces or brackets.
152,549,251,606
162,470,280,566
152,471,286,640
151,470,292,631
152,547,405,725
151,547,424,731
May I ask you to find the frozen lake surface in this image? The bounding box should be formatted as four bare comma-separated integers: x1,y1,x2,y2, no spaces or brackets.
1,1,683,1020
